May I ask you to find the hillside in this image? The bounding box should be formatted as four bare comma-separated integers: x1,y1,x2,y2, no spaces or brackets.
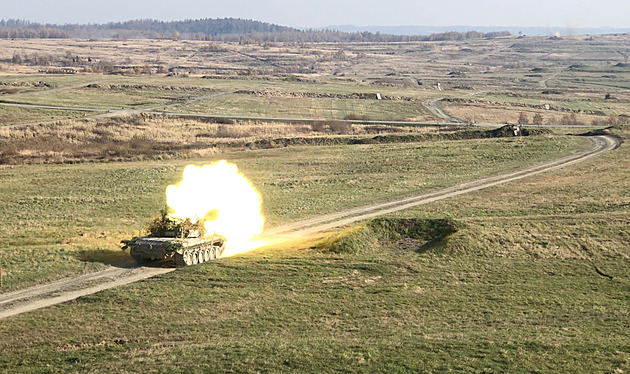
0,18,509,42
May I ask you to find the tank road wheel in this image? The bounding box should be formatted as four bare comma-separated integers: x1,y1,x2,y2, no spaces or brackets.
214,244,223,259
216,239,227,258
192,251,199,265
210,247,217,259
183,251,193,266
202,249,210,262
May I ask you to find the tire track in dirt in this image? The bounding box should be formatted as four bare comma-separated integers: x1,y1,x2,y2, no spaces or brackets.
0,267,174,319
422,98,463,123
267,135,620,236
0,135,620,319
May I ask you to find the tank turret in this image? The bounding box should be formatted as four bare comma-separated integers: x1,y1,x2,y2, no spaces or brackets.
122,213,227,266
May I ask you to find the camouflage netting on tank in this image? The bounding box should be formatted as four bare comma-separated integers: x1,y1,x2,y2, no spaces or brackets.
148,210,206,238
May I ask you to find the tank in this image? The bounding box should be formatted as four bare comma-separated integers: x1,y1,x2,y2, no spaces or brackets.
122,213,227,266
123,234,226,266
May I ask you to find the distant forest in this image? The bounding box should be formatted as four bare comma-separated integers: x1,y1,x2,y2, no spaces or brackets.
0,18,510,42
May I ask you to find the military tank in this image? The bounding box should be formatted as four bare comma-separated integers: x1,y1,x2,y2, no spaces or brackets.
122,212,227,267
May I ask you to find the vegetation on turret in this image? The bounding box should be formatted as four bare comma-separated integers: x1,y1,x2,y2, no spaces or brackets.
148,209,206,238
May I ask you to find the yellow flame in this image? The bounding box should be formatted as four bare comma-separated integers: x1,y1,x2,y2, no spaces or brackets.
165,161,265,254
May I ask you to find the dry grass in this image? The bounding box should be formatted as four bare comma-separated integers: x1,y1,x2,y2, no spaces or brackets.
2,34,628,86
443,102,614,125
0,115,440,163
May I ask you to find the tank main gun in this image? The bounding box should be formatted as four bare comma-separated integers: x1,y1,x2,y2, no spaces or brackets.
122,212,226,266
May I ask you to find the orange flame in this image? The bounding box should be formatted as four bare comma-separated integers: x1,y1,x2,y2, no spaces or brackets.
165,161,265,255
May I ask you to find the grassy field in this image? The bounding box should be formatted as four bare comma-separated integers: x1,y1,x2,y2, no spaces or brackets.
171,93,431,121
0,35,628,373
0,129,626,373
0,135,583,289
0,74,111,89
0,85,200,110
475,91,630,116
0,105,95,125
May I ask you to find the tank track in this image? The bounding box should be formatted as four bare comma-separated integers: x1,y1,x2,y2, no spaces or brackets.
173,240,226,267
124,235,227,267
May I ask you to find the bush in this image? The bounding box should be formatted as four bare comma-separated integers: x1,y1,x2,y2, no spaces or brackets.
344,114,371,121
311,121,327,132
560,113,583,126
0,144,20,164
148,210,206,238
213,118,235,125
327,120,353,134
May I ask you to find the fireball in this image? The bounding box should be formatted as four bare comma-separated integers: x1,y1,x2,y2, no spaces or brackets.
165,161,265,255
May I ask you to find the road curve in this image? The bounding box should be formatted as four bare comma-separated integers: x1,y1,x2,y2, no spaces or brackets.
0,135,621,319
422,98,463,123
267,135,620,236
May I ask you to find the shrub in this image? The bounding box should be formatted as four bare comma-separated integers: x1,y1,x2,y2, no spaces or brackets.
213,118,235,125
560,113,583,126
344,114,371,121
311,121,327,132
0,144,20,164
327,120,353,134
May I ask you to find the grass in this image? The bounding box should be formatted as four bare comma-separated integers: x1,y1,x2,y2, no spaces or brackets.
0,129,624,372
0,221,627,372
171,93,432,121
397,127,630,260
0,74,109,89
0,114,450,164
0,86,196,110
0,105,94,125
0,35,628,372
0,135,584,290
476,92,630,116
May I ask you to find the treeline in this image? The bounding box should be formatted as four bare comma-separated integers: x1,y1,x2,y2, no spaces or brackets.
209,30,511,43
95,18,296,35
0,20,69,38
0,18,510,42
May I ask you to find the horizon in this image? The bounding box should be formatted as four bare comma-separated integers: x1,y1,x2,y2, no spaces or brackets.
1,0,628,30
1,18,628,38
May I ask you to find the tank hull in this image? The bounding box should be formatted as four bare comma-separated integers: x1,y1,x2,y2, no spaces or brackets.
125,235,226,266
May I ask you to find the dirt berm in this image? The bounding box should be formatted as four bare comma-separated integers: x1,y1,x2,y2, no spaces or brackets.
246,125,552,149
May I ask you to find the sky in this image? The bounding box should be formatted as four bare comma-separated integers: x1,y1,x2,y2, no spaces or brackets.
2,0,628,29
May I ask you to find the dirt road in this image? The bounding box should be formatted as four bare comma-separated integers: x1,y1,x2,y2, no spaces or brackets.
0,267,174,319
0,135,620,319
0,97,607,129
422,98,463,123
267,135,619,236
540,68,563,89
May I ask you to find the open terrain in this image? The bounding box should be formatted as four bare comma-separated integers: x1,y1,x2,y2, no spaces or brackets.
0,34,628,372
0,135,618,320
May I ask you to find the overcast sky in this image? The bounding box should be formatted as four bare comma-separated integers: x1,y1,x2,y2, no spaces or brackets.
2,0,628,28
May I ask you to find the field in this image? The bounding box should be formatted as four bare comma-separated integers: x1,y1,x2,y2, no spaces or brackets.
0,135,585,289
0,129,627,373
0,34,628,373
